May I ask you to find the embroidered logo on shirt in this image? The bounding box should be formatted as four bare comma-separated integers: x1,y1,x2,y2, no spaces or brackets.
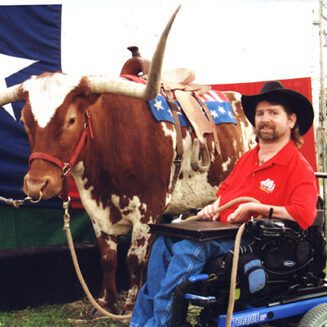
260,178,276,193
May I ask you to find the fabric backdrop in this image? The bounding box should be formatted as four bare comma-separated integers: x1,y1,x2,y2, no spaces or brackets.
0,5,62,207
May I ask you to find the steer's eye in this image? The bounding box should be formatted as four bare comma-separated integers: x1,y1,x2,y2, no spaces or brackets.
67,117,76,126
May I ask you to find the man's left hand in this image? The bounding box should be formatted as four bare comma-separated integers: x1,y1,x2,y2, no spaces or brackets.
227,202,254,223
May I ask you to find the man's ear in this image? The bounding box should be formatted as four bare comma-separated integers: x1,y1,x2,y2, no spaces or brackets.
289,113,297,129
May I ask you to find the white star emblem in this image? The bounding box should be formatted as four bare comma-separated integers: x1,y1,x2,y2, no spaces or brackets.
210,110,219,119
0,53,38,120
218,106,226,114
154,98,164,111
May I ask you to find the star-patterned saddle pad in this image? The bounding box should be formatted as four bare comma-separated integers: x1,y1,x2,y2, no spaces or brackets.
148,90,236,126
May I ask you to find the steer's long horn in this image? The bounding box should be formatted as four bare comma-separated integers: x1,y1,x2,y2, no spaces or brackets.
0,84,23,106
87,5,181,100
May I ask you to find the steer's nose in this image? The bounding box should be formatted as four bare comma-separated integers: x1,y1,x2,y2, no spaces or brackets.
23,174,48,199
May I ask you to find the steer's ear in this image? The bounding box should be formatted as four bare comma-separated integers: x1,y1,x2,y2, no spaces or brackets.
83,93,101,107
64,82,101,108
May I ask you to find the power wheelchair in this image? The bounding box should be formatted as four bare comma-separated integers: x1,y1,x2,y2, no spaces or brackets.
167,196,327,327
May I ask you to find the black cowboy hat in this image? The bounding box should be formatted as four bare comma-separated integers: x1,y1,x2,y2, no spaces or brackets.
241,81,314,135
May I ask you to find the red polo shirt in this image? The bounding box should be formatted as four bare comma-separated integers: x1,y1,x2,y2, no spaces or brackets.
217,141,318,229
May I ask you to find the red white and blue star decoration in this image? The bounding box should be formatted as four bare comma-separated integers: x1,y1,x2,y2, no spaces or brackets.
148,90,236,126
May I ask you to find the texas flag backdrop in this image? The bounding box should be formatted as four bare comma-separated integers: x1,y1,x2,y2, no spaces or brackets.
0,5,84,209
0,5,61,206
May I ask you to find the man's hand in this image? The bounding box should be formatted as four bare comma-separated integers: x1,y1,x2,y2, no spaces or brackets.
227,202,296,224
227,202,254,223
197,198,220,221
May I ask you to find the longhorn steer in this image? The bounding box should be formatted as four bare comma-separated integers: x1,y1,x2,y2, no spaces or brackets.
0,11,255,314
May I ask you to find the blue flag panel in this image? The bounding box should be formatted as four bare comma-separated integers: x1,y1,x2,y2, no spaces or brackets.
148,93,237,126
0,5,62,207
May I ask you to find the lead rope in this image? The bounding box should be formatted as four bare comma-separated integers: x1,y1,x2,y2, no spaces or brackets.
181,196,261,327
62,198,131,322
0,193,131,322
216,197,261,327
0,193,43,207
226,222,246,327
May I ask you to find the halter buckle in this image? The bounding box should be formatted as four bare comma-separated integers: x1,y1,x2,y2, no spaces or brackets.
62,163,71,176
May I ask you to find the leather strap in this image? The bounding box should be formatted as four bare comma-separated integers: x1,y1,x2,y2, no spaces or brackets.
28,111,93,200
165,87,183,193
29,124,89,175
120,74,147,84
29,151,67,171
193,92,221,156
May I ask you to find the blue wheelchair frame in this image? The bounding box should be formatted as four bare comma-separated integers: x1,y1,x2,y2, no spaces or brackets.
185,273,327,326
217,295,327,326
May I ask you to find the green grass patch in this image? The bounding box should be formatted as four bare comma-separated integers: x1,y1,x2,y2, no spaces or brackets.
0,304,73,327
0,300,129,327
0,299,201,326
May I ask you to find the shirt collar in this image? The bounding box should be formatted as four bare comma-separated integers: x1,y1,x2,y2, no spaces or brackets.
255,140,297,167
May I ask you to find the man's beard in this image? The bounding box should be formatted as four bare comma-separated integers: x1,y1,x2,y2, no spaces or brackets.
255,122,287,141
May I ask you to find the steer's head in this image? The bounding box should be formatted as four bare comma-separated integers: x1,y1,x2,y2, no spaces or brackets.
21,73,91,199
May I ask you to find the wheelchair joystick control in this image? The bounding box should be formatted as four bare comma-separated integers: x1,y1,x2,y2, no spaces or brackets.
263,208,275,228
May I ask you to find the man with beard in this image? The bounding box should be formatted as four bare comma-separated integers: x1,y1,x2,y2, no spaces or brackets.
130,81,318,327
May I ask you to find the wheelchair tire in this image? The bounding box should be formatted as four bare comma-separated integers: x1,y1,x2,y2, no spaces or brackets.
298,303,327,327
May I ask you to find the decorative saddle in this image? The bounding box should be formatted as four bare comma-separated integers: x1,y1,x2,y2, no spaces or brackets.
120,46,237,178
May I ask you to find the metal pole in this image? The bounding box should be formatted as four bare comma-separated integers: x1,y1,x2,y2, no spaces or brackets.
317,0,327,236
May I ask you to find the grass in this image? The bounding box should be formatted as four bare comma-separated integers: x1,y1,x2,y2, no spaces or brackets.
0,300,129,327
0,299,201,327
0,304,73,327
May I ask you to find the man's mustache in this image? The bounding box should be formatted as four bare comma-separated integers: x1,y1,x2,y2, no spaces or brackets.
258,122,275,129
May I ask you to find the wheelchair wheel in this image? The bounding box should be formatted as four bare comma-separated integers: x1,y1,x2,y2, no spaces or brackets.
298,303,327,327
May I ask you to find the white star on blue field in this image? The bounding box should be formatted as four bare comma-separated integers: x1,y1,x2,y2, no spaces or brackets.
148,95,236,126
0,53,37,120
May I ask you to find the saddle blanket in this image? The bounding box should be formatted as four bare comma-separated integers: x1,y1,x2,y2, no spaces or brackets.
148,90,237,126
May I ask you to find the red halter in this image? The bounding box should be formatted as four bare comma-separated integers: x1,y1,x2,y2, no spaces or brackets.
28,110,94,200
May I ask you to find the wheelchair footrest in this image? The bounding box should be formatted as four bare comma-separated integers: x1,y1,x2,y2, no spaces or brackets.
185,293,217,306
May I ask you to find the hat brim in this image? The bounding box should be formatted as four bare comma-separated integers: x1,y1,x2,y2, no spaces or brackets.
241,88,314,136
